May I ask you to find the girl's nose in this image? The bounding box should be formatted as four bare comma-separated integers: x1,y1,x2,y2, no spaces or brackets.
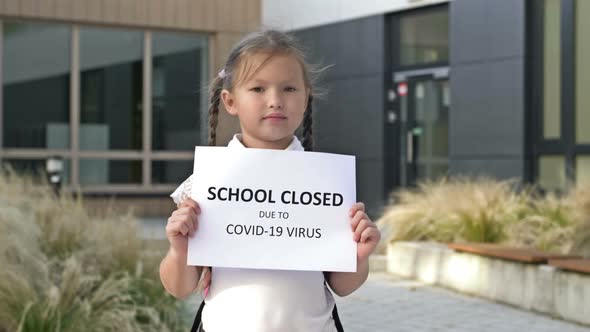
268,90,283,109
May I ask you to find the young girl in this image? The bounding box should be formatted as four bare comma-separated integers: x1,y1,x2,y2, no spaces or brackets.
159,30,381,332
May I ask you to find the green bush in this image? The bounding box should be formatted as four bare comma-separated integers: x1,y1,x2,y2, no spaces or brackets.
0,168,184,332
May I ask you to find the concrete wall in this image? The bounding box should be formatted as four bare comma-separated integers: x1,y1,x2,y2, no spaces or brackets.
388,242,590,327
448,0,526,179
293,15,386,217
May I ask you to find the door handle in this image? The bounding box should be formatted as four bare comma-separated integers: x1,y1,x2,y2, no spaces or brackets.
407,131,413,164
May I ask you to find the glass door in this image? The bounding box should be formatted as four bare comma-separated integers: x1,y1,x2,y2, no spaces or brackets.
384,4,450,196
398,76,450,186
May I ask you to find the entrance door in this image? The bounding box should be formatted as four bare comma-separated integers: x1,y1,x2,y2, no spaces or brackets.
395,74,450,187
403,78,449,186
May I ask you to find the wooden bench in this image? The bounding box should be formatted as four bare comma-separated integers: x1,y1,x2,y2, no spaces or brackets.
448,243,581,264
549,259,590,274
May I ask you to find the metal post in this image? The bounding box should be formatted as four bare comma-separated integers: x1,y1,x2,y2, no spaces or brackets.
143,31,152,186
71,26,80,187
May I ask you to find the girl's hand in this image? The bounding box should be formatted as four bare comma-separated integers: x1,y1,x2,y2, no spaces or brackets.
166,198,201,256
349,202,381,262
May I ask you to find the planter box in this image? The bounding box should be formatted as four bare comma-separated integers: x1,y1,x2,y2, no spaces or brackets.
387,242,590,326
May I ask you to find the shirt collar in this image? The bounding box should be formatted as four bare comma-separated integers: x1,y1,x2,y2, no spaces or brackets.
228,134,304,151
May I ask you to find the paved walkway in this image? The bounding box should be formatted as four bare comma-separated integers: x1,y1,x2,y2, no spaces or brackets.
182,273,589,331
336,273,588,332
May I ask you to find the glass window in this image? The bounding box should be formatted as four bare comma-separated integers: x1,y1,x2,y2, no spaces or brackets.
2,22,70,148
414,80,449,158
152,160,193,184
538,155,566,191
543,0,561,139
80,27,143,151
399,9,449,66
576,0,590,143
412,79,449,182
152,32,208,151
577,156,590,186
79,159,141,184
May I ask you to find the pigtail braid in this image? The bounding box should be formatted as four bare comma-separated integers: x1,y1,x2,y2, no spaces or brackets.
207,76,224,146
302,94,314,151
200,75,224,294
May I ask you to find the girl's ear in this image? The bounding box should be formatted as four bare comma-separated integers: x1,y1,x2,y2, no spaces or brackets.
221,89,238,116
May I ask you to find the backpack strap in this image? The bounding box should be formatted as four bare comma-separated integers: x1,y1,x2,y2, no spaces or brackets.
324,271,345,332
332,303,345,332
190,300,206,332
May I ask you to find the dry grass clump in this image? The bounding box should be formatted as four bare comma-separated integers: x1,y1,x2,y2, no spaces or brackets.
378,177,528,245
0,168,183,332
568,186,590,257
505,192,576,253
377,176,590,257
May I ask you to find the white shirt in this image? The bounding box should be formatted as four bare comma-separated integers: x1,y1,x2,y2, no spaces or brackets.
170,135,337,332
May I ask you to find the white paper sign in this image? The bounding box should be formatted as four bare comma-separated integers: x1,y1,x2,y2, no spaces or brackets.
188,147,357,272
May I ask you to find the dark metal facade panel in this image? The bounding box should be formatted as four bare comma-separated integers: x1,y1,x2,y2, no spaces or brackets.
449,0,526,178
356,159,385,218
450,0,525,65
450,59,525,157
294,15,386,210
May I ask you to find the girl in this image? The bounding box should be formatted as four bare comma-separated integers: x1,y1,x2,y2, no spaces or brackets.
159,30,381,332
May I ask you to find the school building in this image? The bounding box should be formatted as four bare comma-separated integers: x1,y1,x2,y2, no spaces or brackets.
1,0,589,218
265,0,590,215
0,0,258,216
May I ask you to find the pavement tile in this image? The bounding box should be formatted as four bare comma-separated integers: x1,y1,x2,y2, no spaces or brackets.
335,273,589,332
181,272,590,331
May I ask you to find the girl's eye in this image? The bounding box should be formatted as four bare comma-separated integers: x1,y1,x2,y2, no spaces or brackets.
285,87,297,92
250,87,264,93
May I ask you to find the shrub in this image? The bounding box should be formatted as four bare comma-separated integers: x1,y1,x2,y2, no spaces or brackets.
377,177,528,245
0,168,184,331
377,176,590,257
568,186,590,257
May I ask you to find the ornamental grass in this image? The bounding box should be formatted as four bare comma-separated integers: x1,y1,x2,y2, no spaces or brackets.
0,168,185,332
377,176,590,258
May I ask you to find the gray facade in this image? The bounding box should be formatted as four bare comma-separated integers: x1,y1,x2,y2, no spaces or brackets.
293,1,530,215
448,0,527,179
295,16,386,217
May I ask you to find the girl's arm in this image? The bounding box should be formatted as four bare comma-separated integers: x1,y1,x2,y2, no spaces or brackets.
159,199,203,299
326,202,380,297
160,248,202,299
326,257,369,297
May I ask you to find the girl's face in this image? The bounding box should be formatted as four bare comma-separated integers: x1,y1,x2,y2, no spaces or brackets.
221,53,309,150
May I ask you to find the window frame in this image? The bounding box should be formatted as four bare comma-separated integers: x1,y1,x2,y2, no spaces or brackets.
0,20,209,193
528,0,590,188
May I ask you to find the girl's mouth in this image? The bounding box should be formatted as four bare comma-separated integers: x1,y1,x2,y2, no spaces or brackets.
263,113,287,120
